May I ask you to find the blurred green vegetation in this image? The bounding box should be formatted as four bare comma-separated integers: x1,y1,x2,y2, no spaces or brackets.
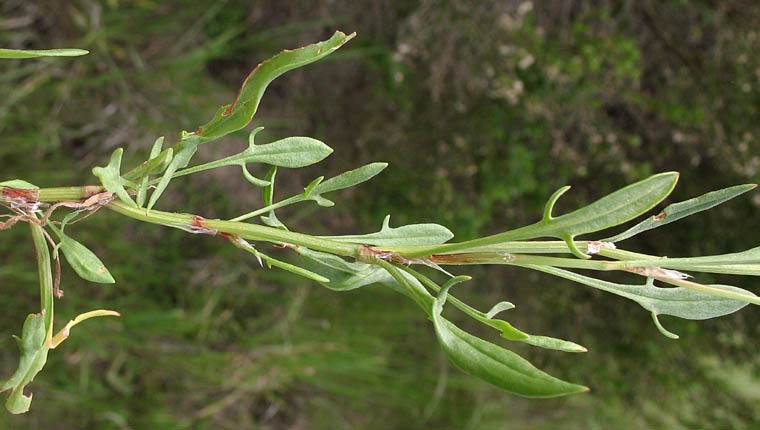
2,0,760,428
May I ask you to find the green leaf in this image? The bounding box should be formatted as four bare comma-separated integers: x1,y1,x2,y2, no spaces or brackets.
321,215,454,246
0,313,50,414
243,135,333,168
297,247,399,291
377,260,438,313
534,172,679,258
404,172,680,258
170,128,334,179
312,162,388,195
432,283,588,397
229,237,328,283
0,48,88,59
302,255,588,396
146,134,202,211
525,265,754,339
123,136,170,181
305,162,388,207
148,31,354,209
258,252,329,283
134,137,171,207
406,267,586,352
48,224,115,284
194,31,355,140
92,148,137,207
0,180,38,189
4,224,56,414
624,246,760,268
605,184,757,242
229,162,389,222
303,176,325,197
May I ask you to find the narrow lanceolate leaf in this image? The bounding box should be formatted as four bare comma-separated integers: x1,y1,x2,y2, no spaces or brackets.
322,214,454,246
134,137,170,207
170,128,333,178
623,246,760,268
92,148,137,207
524,265,754,339
605,184,757,242
147,134,202,211
305,162,388,207
48,224,115,284
1,313,49,414
432,283,588,397
194,31,355,140
0,48,88,58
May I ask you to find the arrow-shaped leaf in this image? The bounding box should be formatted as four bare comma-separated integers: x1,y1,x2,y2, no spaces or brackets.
170,127,333,179
92,148,137,207
405,172,680,258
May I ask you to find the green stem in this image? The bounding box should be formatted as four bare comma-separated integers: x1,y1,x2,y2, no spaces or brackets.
105,200,360,257
37,185,103,201
229,194,303,222
31,186,756,277
388,223,549,258
29,223,54,340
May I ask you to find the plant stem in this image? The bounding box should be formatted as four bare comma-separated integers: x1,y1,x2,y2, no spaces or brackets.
105,200,361,257
29,222,54,340
36,185,104,201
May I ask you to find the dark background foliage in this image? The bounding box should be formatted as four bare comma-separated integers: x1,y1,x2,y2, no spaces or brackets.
1,0,759,428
